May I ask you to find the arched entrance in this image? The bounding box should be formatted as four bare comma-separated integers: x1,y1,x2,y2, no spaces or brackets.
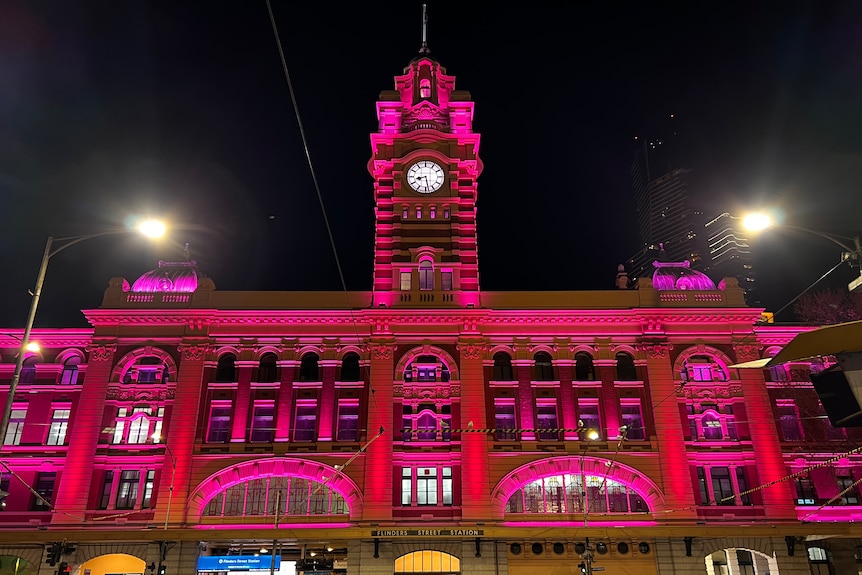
395,550,460,575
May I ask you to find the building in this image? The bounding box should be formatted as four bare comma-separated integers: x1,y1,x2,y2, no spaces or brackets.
1,43,861,575
627,124,759,304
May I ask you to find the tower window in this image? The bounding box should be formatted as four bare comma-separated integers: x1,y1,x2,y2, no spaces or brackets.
441,270,453,291
430,206,436,219
419,260,434,290
402,206,409,219
419,78,431,99
400,271,412,291
416,207,422,219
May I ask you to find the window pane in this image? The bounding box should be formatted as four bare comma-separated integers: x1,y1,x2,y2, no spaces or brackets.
208,406,232,443
336,403,360,441
47,409,70,445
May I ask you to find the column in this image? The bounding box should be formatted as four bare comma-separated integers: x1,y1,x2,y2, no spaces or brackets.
230,360,255,442
734,343,797,519
154,343,208,529
597,359,620,440
317,359,338,442
51,344,116,523
557,361,578,440
362,341,395,521
643,341,698,520
458,339,491,520
274,360,297,442
514,360,535,441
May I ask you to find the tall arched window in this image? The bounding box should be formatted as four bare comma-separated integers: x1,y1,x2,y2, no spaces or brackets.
419,260,434,290
123,356,168,384
340,352,360,381
492,352,514,381
575,352,596,381
533,352,554,381
20,356,37,384
60,356,81,385
257,353,278,383
615,352,637,381
215,354,237,382
299,353,320,382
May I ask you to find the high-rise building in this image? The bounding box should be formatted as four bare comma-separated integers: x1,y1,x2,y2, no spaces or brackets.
0,30,858,575
627,124,757,303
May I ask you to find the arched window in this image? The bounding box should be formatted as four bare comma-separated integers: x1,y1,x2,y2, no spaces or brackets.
419,260,434,290
60,356,81,385
123,356,168,384
403,355,449,382
395,550,460,573
257,353,278,383
202,475,348,518
505,473,649,515
20,356,37,384
533,352,554,381
215,353,236,382
492,352,514,381
299,353,320,382
683,354,729,382
615,352,637,381
575,352,595,381
419,78,432,99
340,352,360,382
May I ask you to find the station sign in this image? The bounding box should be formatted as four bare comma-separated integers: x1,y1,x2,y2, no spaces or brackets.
370,529,484,537
197,555,281,572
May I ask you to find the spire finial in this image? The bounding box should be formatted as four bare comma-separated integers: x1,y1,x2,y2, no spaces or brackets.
419,3,430,54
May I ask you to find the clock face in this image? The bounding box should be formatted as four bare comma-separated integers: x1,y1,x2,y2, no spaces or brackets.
406,160,445,193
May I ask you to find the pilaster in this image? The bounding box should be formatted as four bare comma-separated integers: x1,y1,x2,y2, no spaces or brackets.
457,339,490,520
362,341,395,521
51,343,116,523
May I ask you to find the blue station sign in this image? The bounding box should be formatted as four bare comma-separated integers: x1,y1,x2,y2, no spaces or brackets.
197,555,281,572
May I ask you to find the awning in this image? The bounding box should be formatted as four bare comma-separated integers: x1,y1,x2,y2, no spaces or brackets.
732,320,862,368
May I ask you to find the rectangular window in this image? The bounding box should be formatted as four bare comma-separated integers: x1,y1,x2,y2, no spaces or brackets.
494,400,517,440
207,404,232,443
100,471,114,509
837,470,859,504
336,402,360,442
32,472,56,511
116,470,140,509
794,477,815,505
250,403,275,443
441,270,453,291
735,467,751,505
696,467,710,504
400,272,412,291
442,467,453,505
577,401,601,439
112,408,127,444
416,207,422,219
401,468,412,505
417,467,438,505
294,402,318,442
127,407,152,444
776,400,804,441
142,470,155,508
619,400,644,440
4,408,26,446
402,207,409,219
419,265,434,290
710,467,734,506
443,207,450,219
46,409,70,446
429,206,436,219
0,474,9,512
536,402,559,440
60,363,79,385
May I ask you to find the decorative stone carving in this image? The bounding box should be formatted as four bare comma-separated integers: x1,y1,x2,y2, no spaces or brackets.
458,343,484,360
733,343,762,362
178,344,206,361
639,342,672,359
88,345,116,362
371,344,394,360
106,387,175,401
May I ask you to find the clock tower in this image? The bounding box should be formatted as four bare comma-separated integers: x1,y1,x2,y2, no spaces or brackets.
368,49,482,308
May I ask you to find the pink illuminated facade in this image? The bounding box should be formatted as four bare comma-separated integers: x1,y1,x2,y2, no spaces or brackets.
1,50,862,575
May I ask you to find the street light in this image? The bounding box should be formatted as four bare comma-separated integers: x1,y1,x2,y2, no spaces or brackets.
742,212,862,292
0,221,167,449
152,433,177,530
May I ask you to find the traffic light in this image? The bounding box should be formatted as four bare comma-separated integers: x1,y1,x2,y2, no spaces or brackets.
57,562,70,575
45,542,62,566
577,562,586,574
157,564,166,575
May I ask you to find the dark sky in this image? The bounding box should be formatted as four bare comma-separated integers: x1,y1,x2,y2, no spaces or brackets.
1,1,861,328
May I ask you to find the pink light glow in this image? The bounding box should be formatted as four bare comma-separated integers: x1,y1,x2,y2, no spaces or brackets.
131,260,198,293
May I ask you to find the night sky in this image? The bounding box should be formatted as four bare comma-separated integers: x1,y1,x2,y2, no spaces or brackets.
1,1,861,328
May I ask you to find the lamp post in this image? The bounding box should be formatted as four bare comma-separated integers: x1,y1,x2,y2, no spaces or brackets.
742,213,862,292
0,222,166,450
579,428,598,575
